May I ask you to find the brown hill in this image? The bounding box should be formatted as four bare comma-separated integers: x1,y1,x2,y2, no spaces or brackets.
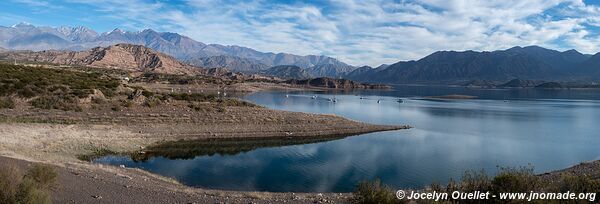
0,44,197,74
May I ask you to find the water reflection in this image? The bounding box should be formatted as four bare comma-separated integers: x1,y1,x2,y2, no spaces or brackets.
130,137,346,161
95,86,600,192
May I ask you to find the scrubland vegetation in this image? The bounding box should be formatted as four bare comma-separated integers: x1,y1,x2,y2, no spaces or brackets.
352,166,600,204
0,63,254,112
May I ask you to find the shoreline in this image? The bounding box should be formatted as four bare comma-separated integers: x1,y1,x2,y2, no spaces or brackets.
0,102,409,203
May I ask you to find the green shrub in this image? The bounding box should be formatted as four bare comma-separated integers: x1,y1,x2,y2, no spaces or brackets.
555,173,600,193
16,178,51,204
144,97,162,108
352,180,403,204
0,163,23,203
0,97,15,109
460,169,491,192
141,90,154,97
168,93,218,102
492,166,540,193
24,164,57,189
0,163,56,204
353,165,600,203
30,94,82,111
0,63,119,99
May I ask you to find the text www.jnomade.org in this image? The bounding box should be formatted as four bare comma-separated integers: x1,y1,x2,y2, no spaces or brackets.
396,190,596,202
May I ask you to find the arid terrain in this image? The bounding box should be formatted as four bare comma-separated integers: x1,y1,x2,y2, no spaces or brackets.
0,48,407,203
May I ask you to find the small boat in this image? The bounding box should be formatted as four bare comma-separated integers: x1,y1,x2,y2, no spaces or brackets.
377,100,381,103
359,96,365,100
311,95,317,99
285,94,289,98
397,98,404,103
333,98,338,103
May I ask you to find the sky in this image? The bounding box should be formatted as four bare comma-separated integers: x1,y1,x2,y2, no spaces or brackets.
2,0,600,66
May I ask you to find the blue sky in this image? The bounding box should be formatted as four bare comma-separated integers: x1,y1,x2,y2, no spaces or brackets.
2,0,600,66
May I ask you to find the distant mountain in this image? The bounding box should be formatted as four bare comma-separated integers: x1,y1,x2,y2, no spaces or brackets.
306,63,356,78
502,46,590,73
577,53,600,79
0,23,354,73
343,65,391,80
0,44,195,74
260,65,312,79
186,55,268,72
347,46,599,84
344,66,373,79
57,26,99,43
285,77,390,89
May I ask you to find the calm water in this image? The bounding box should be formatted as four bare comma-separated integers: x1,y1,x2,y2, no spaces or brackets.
95,86,600,192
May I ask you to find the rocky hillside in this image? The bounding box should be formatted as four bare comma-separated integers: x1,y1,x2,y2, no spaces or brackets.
260,65,312,79
186,55,268,72
0,44,196,74
285,77,390,89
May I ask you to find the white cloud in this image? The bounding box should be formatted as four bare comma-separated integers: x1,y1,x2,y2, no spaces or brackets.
22,0,600,66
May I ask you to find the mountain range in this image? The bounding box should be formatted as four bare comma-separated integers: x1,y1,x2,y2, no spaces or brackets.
0,43,195,74
4,23,600,85
0,23,356,77
345,46,600,84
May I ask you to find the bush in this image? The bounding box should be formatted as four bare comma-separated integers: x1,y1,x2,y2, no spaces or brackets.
491,166,540,193
0,97,15,109
0,163,23,203
144,97,162,108
16,178,52,204
460,169,491,192
352,179,403,204
0,163,56,204
30,94,82,111
555,173,600,193
353,165,600,203
25,164,57,188
168,93,218,102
